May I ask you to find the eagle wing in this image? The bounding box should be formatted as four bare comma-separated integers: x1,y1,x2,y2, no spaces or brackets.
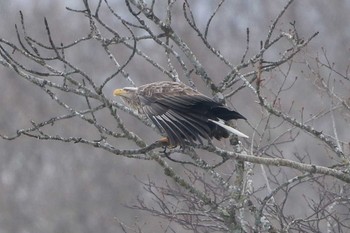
135,81,247,146
139,93,214,147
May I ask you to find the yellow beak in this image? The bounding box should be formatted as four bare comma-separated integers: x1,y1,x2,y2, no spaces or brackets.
113,89,126,96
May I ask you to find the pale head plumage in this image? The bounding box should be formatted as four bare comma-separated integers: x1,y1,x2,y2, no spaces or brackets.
113,87,143,113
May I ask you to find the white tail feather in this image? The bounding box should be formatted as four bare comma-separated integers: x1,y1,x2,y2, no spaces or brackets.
208,119,249,138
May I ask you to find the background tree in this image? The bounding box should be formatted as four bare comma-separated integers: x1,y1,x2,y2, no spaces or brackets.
0,0,349,232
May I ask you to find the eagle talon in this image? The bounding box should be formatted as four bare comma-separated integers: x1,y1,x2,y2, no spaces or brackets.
156,137,175,154
161,146,168,154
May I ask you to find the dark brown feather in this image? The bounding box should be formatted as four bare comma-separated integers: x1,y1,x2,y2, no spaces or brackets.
137,81,246,147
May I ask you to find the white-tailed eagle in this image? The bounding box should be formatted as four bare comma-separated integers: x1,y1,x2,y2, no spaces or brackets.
113,81,248,147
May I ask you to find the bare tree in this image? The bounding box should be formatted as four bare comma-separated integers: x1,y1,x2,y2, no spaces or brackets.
0,0,349,232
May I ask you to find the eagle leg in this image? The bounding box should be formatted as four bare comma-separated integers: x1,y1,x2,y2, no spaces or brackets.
158,136,169,144
157,137,177,149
